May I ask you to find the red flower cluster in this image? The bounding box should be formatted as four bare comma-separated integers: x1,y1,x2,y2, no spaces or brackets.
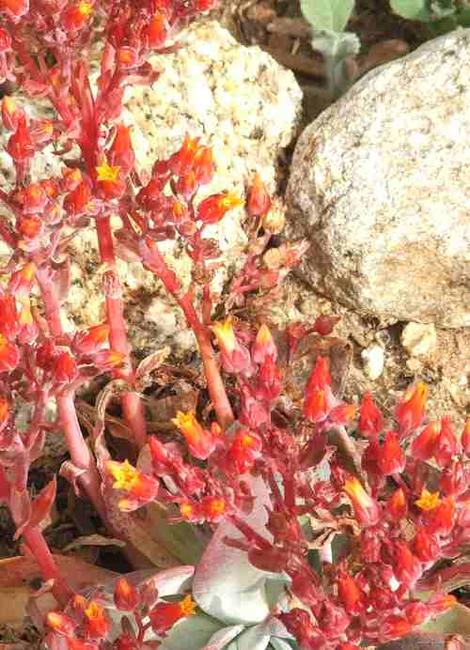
45,577,197,648
0,1,468,650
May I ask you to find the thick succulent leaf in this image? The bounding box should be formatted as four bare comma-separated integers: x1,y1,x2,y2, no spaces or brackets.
300,0,355,32
226,619,293,650
193,476,285,625
202,624,245,649
270,639,299,650
159,614,224,650
143,502,205,565
421,604,470,635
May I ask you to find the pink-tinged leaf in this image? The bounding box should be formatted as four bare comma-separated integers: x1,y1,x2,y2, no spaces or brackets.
0,555,117,626
63,534,126,552
421,604,470,636
229,617,292,650
16,477,56,538
9,489,31,540
193,475,283,625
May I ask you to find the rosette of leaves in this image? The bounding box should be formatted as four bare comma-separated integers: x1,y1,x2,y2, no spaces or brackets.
300,0,360,97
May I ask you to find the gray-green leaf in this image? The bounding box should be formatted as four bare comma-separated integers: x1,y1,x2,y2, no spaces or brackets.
389,0,432,20
300,0,355,32
310,30,360,60
159,614,224,650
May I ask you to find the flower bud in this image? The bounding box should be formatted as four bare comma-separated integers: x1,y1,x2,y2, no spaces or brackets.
149,595,196,634
53,350,78,383
337,572,365,614
109,123,135,174
252,324,277,364
0,334,19,373
72,324,109,355
197,192,243,224
114,577,140,611
435,416,459,468
83,601,110,639
387,487,407,520
247,173,271,218
145,11,168,48
378,431,405,475
0,0,29,20
412,528,439,563
7,115,34,162
395,382,428,433
303,356,335,423
412,420,440,460
46,611,77,636
2,96,22,130
344,476,380,526
172,410,216,460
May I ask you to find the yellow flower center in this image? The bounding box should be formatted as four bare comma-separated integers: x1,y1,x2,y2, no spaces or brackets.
78,1,93,16
415,488,440,511
172,411,203,442
206,497,226,517
84,601,104,621
211,318,236,353
108,460,140,491
219,193,243,210
96,161,120,183
179,595,197,617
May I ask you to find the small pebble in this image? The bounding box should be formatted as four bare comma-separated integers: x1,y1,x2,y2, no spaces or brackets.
361,344,385,380
401,322,437,357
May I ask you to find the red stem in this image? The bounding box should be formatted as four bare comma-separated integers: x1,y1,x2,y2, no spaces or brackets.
22,527,73,606
49,61,147,449
0,467,72,607
36,270,108,521
96,216,147,447
141,239,234,429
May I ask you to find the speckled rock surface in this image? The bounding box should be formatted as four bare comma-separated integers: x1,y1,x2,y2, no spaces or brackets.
0,21,302,352
287,29,470,328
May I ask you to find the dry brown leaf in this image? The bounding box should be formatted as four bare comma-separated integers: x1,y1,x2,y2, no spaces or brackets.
0,555,117,627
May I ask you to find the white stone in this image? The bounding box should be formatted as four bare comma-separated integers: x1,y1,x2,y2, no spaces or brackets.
361,344,385,380
401,322,437,357
287,29,470,328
